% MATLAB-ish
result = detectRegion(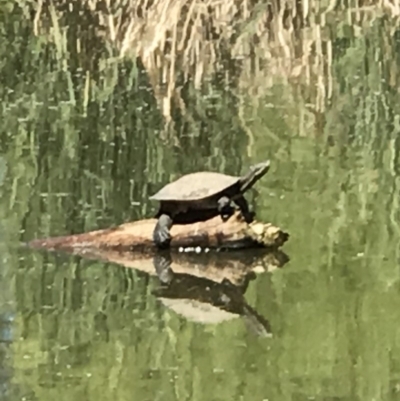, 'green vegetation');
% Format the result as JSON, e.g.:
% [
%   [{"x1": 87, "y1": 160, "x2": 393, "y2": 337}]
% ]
[{"x1": 1, "y1": 1, "x2": 400, "y2": 400}]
